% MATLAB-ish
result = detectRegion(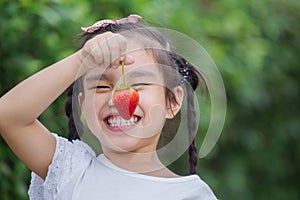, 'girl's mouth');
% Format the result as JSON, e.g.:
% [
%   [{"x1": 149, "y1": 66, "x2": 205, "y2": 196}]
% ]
[{"x1": 105, "y1": 115, "x2": 140, "y2": 128}]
